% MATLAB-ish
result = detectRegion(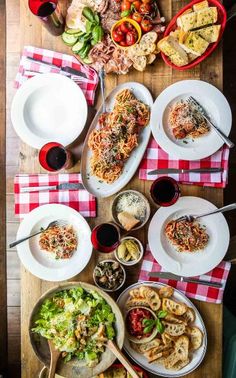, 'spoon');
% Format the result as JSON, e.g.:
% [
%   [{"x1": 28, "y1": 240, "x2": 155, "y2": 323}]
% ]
[
  {"x1": 176, "y1": 203, "x2": 236, "y2": 223},
  {"x1": 48, "y1": 340, "x2": 61, "y2": 378},
  {"x1": 108, "y1": 340, "x2": 140, "y2": 378},
  {"x1": 9, "y1": 220, "x2": 67, "y2": 248}
]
